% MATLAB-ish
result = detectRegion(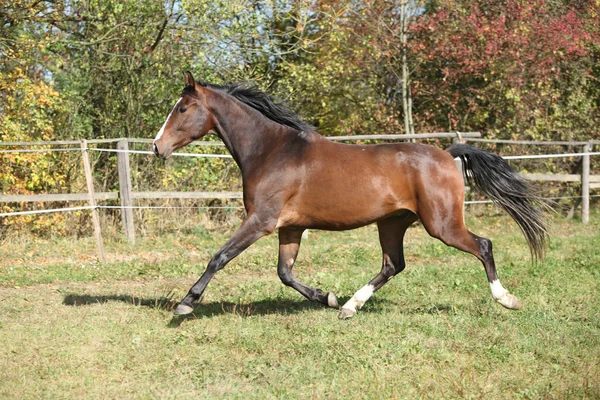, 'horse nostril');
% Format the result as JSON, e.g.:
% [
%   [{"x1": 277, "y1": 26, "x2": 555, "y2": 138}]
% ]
[{"x1": 152, "y1": 142, "x2": 159, "y2": 156}]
